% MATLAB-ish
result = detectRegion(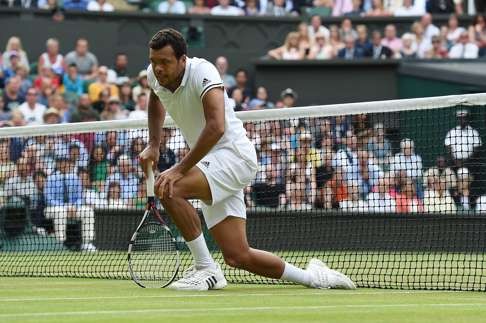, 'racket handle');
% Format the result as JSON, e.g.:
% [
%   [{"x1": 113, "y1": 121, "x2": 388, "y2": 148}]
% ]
[{"x1": 147, "y1": 163, "x2": 155, "y2": 198}]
